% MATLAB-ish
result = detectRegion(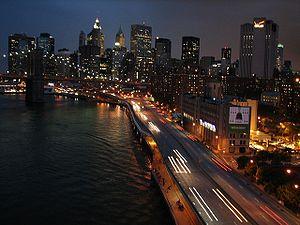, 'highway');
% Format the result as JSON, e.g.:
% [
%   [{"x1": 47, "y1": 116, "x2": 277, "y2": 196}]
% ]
[{"x1": 131, "y1": 99, "x2": 300, "y2": 225}]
